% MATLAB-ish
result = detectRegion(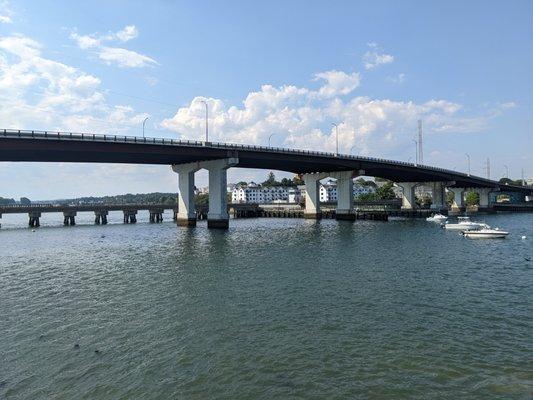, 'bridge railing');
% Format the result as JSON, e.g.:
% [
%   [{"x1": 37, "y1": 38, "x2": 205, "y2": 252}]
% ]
[{"x1": 0, "y1": 128, "x2": 494, "y2": 183}]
